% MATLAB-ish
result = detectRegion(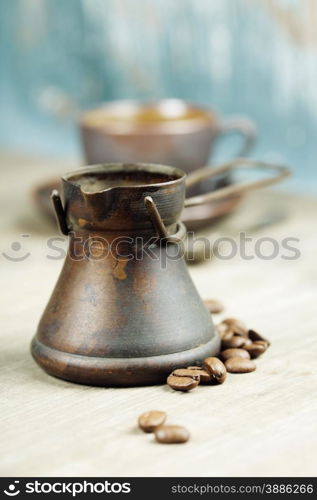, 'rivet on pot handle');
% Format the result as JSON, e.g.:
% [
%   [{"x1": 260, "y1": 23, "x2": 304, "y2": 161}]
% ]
[{"x1": 184, "y1": 158, "x2": 291, "y2": 208}]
